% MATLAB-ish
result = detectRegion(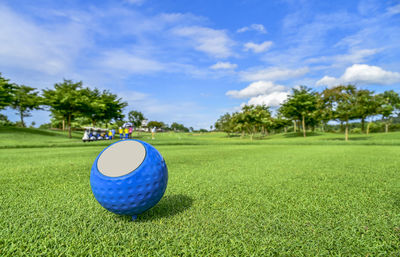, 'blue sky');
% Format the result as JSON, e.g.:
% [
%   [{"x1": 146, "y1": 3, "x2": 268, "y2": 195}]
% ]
[{"x1": 1, "y1": 0, "x2": 400, "y2": 128}]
